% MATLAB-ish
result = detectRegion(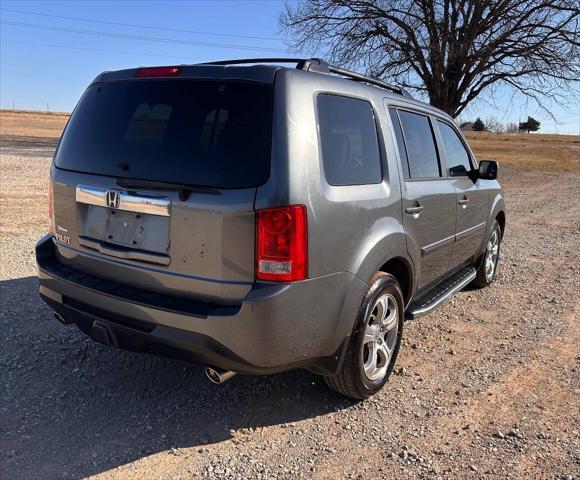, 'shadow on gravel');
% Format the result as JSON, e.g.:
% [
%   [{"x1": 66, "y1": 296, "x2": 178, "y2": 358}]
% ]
[{"x1": 0, "y1": 276, "x2": 351, "y2": 480}]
